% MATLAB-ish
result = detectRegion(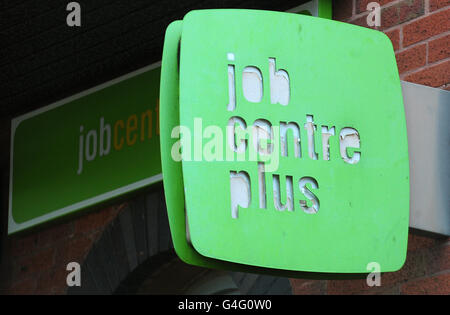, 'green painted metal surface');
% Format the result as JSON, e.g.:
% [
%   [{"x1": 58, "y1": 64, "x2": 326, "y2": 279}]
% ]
[
  {"x1": 9, "y1": 65, "x2": 162, "y2": 234},
  {"x1": 161, "y1": 9, "x2": 409, "y2": 274}
]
